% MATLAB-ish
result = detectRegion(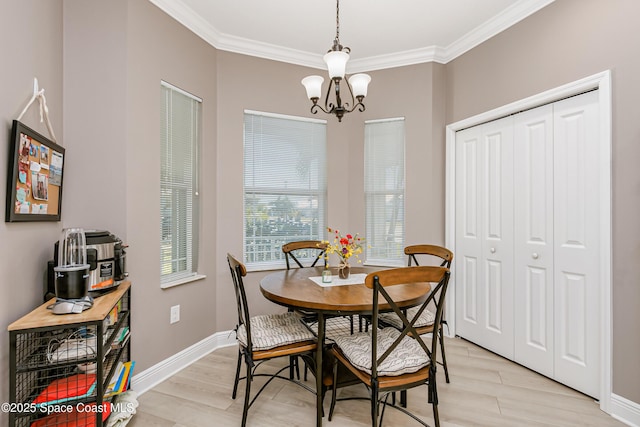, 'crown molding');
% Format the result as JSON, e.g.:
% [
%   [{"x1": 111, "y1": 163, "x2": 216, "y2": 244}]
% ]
[
  {"x1": 442, "y1": 0, "x2": 556, "y2": 62},
  {"x1": 347, "y1": 46, "x2": 448, "y2": 73},
  {"x1": 149, "y1": 0, "x2": 555, "y2": 71}
]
